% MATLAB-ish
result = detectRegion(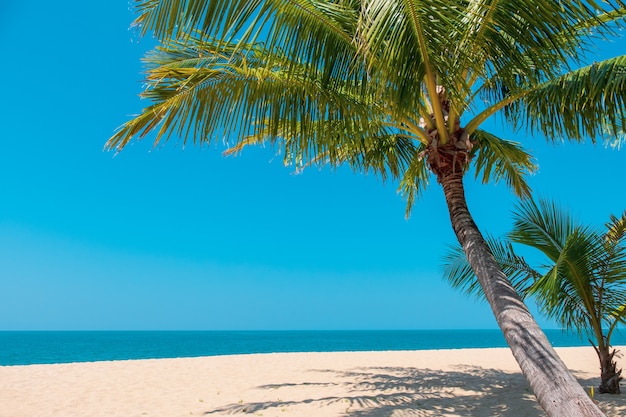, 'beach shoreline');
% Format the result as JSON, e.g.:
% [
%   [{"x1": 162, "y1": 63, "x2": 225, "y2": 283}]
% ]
[{"x1": 1, "y1": 346, "x2": 625, "y2": 416}]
